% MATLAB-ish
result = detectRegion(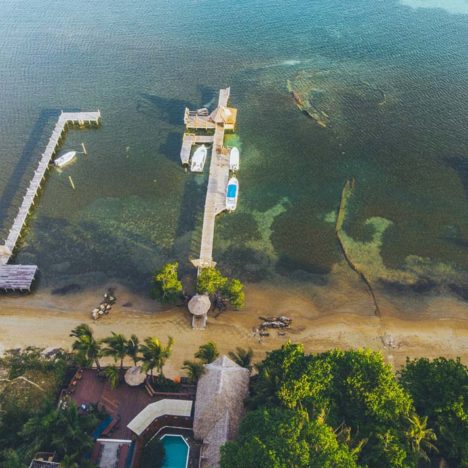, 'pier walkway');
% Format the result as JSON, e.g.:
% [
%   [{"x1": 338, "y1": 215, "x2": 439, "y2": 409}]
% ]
[
  {"x1": 0, "y1": 111, "x2": 101, "y2": 290},
  {"x1": 180, "y1": 88, "x2": 237, "y2": 269}
]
